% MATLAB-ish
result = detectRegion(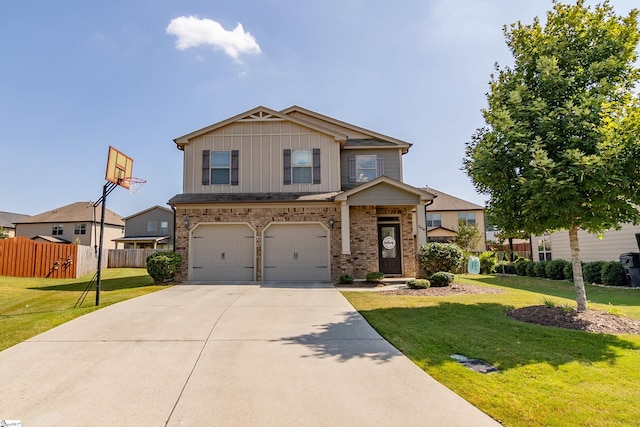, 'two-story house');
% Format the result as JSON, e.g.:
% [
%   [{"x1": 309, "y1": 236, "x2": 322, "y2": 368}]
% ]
[
  {"x1": 14, "y1": 202, "x2": 124, "y2": 249},
  {"x1": 169, "y1": 106, "x2": 435, "y2": 282},
  {"x1": 113, "y1": 205, "x2": 174, "y2": 249},
  {"x1": 0, "y1": 211, "x2": 31, "y2": 238}
]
